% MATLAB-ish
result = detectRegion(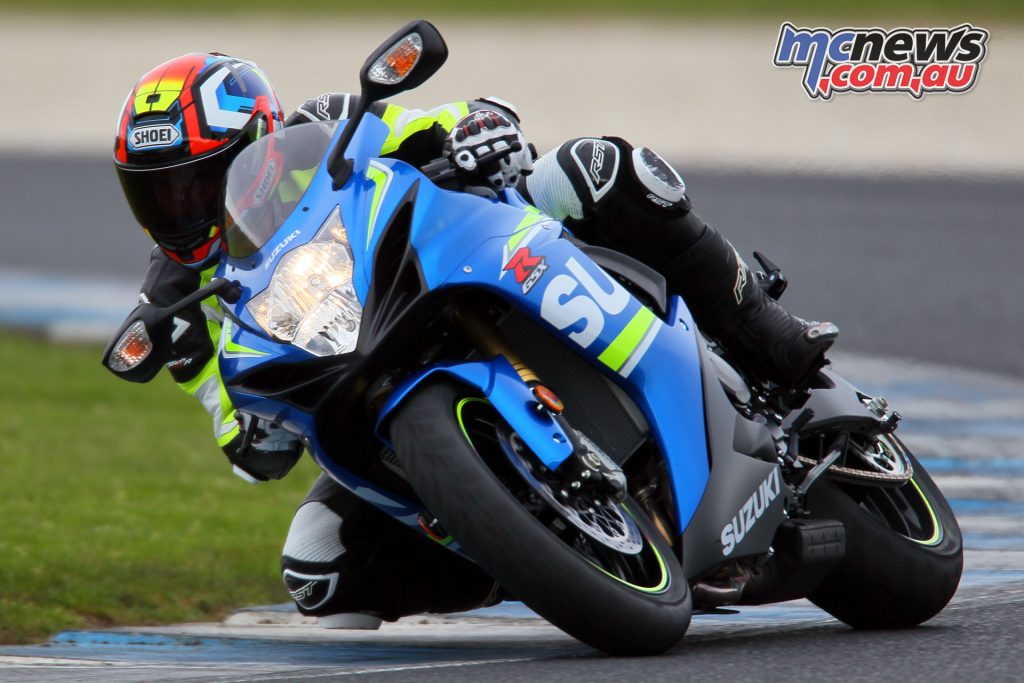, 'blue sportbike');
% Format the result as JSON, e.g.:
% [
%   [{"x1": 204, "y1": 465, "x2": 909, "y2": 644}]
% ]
[{"x1": 105, "y1": 21, "x2": 962, "y2": 655}]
